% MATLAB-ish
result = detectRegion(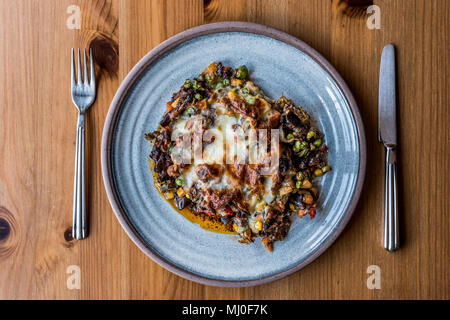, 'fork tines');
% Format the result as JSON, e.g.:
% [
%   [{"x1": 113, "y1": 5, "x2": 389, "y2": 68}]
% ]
[{"x1": 71, "y1": 48, "x2": 95, "y2": 87}]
